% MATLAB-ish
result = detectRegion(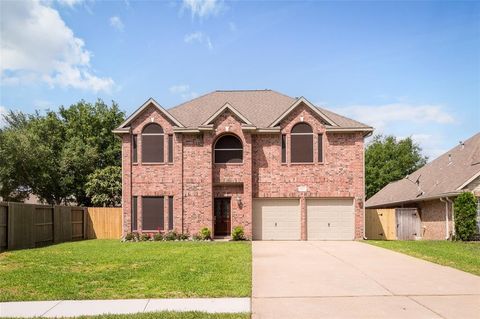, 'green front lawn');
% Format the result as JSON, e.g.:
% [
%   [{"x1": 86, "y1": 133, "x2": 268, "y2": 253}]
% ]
[
  {"x1": 0, "y1": 240, "x2": 251, "y2": 301},
  {"x1": 366, "y1": 240, "x2": 480, "y2": 276},
  {"x1": 4, "y1": 312, "x2": 250, "y2": 319}
]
